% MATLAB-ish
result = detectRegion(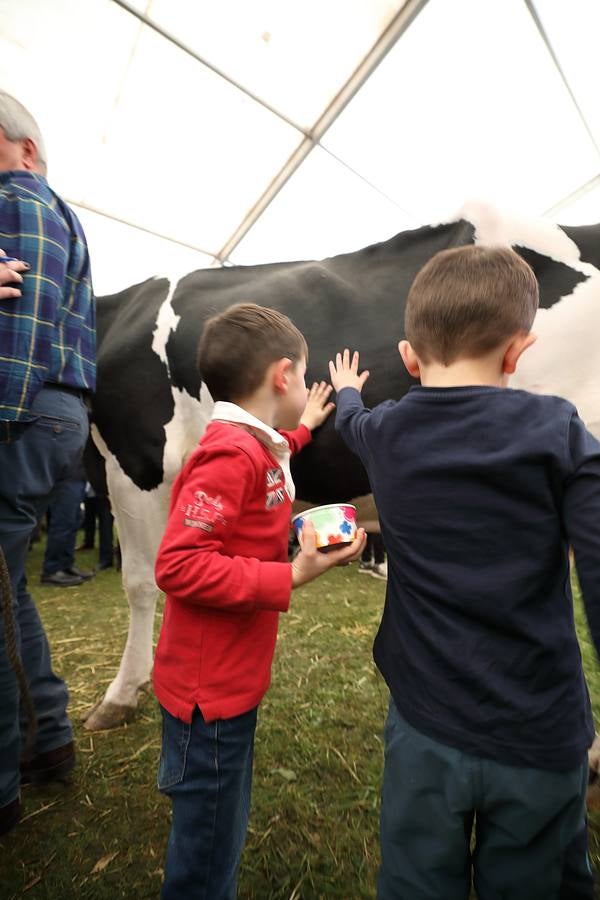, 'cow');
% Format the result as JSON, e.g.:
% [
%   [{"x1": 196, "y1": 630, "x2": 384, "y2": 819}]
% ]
[{"x1": 82, "y1": 201, "x2": 600, "y2": 731}]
